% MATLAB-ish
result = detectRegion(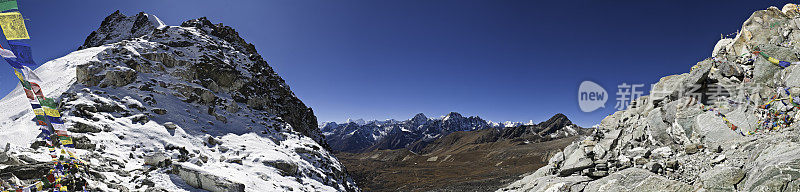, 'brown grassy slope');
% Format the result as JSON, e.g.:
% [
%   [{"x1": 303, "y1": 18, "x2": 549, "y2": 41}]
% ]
[{"x1": 337, "y1": 129, "x2": 579, "y2": 192}]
